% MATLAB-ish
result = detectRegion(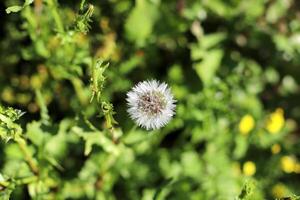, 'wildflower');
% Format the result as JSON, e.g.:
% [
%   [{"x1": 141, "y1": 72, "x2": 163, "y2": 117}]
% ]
[
  {"x1": 271, "y1": 143, "x2": 281, "y2": 154},
  {"x1": 126, "y1": 80, "x2": 176, "y2": 130},
  {"x1": 266, "y1": 108, "x2": 285, "y2": 134},
  {"x1": 294, "y1": 163, "x2": 300, "y2": 174},
  {"x1": 243, "y1": 161, "x2": 256, "y2": 176},
  {"x1": 272, "y1": 183, "x2": 287, "y2": 198},
  {"x1": 280, "y1": 156, "x2": 296, "y2": 173},
  {"x1": 239, "y1": 114, "x2": 255, "y2": 135}
]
